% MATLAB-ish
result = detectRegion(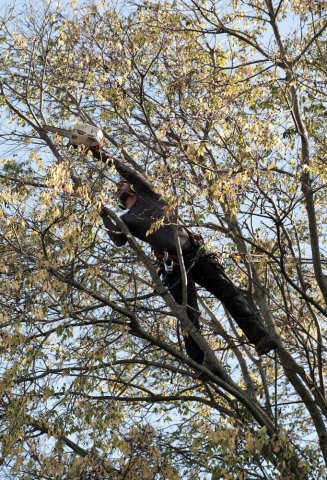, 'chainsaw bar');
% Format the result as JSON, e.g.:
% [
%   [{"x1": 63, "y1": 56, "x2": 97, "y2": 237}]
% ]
[{"x1": 42, "y1": 125, "x2": 72, "y2": 138}]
